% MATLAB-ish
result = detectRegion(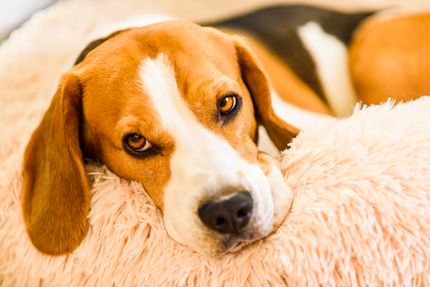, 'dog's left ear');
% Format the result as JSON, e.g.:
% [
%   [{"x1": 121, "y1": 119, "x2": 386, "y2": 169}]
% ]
[{"x1": 235, "y1": 40, "x2": 299, "y2": 150}]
